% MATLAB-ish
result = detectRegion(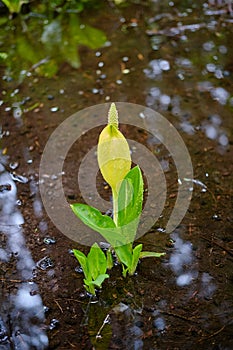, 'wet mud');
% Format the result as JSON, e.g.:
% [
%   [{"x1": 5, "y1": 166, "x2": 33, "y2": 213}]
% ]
[{"x1": 1, "y1": 1, "x2": 233, "y2": 349}]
